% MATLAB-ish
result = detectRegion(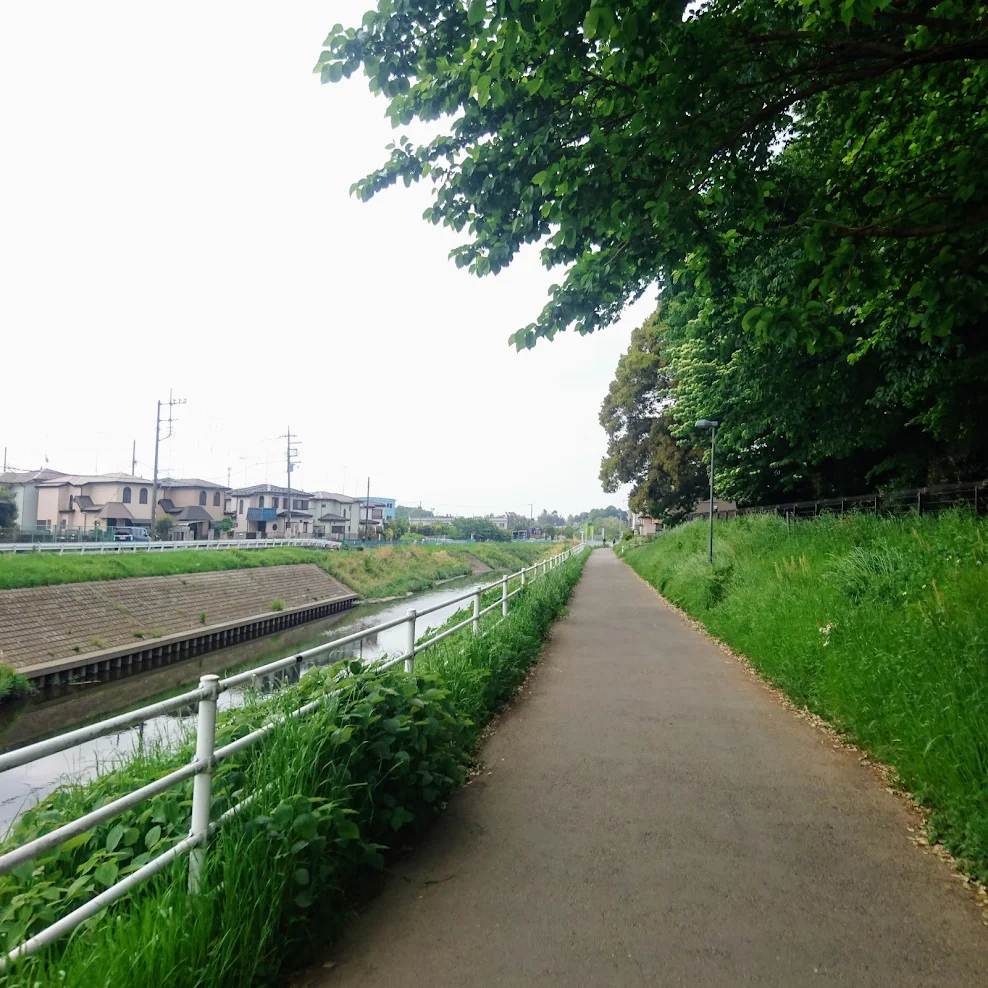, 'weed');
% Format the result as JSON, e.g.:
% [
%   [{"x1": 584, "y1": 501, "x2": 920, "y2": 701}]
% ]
[
  {"x1": 90, "y1": 638, "x2": 108, "y2": 650},
  {"x1": 200, "y1": 612, "x2": 207, "y2": 625},
  {"x1": 0, "y1": 664, "x2": 32, "y2": 702},
  {"x1": 270, "y1": 600, "x2": 285, "y2": 612},
  {"x1": 133, "y1": 631, "x2": 146, "y2": 640}
]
